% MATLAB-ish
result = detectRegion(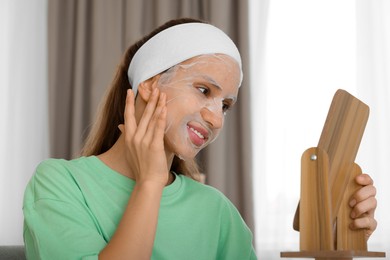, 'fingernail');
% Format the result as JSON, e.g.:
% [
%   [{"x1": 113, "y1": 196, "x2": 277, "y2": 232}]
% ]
[
  {"x1": 350, "y1": 212, "x2": 356, "y2": 219},
  {"x1": 349, "y1": 199, "x2": 356, "y2": 207}
]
